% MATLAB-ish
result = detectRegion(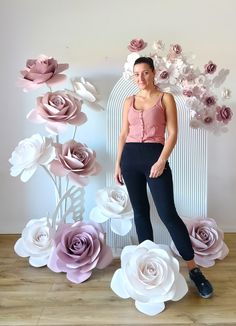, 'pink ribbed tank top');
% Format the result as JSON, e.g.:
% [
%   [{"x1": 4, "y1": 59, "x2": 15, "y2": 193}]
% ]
[{"x1": 126, "y1": 92, "x2": 166, "y2": 144}]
